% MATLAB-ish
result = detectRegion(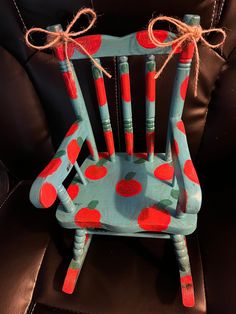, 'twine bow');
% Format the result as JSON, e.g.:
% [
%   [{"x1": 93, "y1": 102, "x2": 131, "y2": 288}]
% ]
[
  {"x1": 25, "y1": 8, "x2": 111, "y2": 79},
  {"x1": 148, "y1": 16, "x2": 226, "y2": 97}
]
